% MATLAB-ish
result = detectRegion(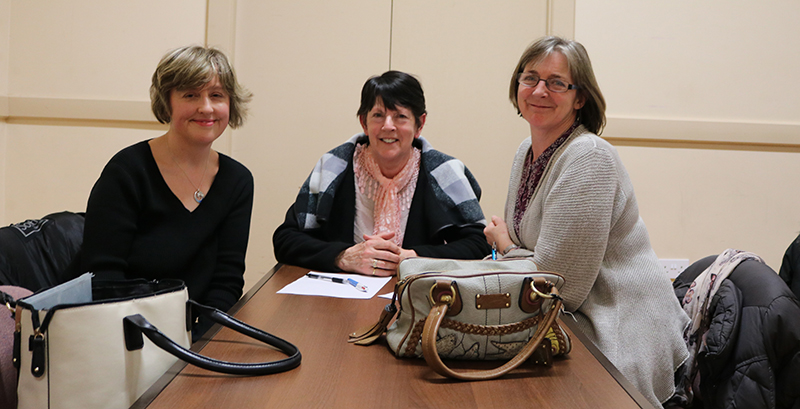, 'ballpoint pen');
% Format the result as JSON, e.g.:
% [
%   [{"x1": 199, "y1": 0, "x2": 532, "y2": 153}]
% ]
[
  {"x1": 306, "y1": 273, "x2": 368, "y2": 292},
  {"x1": 492, "y1": 242, "x2": 497, "y2": 260}
]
